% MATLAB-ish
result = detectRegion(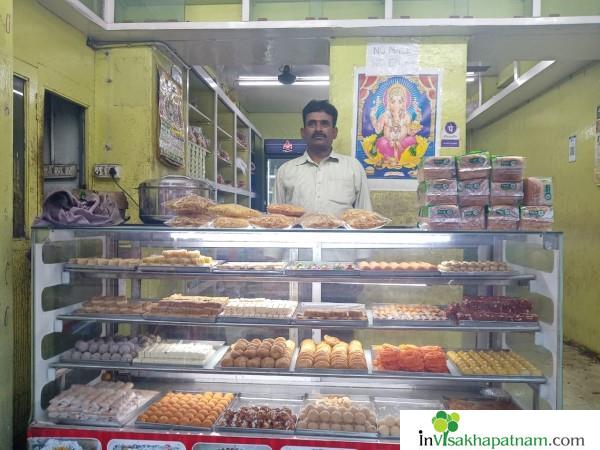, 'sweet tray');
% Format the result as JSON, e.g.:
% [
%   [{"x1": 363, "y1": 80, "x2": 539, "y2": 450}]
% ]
[
  {"x1": 64, "y1": 263, "x2": 138, "y2": 272},
  {"x1": 142, "y1": 313, "x2": 218, "y2": 323},
  {"x1": 284, "y1": 262, "x2": 358, "y2": 277},
  {"x1": 371, "y1": 347, "x2": 452, "y2": 376},
  {"x1": 292, "y1": 302, "x2": 368, "y2": 326},
  {"x1": 359, "y1": 269, "x2": 440, "y2": 277},
  {"x1": 213, "y1": 262, "x2": 287, "y2": 274},
  {"x1": 135, "y1": 391, "x2": 237, "y2": 431},
  {"x1": 138, "y1": 261, "x2": 222, "y2": 273},
  {"x1": 458, "y1": 319, "x2": 539, "y2": 328},
  {"x1": 50, "y1": 389, "x2": 160, "y2": 428},
  {"x1": 445, "y1": 359, "x2": 543, "y2": 380},
  {"x1": 133, "y1": 340, "x2": 225, "y2": 368},
  {"x1": 438, "y1": 269, "x2": 515, "y2": 276},
  {"x1": 216, "y1": 315, "x2": 293, "y2": 325},
  {"x1": 371, "y1": 304, "x2": 452, "y2": 327},
  {"x1": 296, "y1": 396, "x2": 378, "y2": 439},
  {"x1": 214, "y1": 346, "x2": 295, "y2": 373},
  {"x1": 292, "y1": 349, "x2": 370, "y2": 375},
  {"x1": 443, "y1": 396, "x2": 521, "y2": 410},
  {"x1": 215, "y1": 395, "x2": 302, "y2": 435}
]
